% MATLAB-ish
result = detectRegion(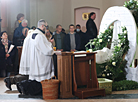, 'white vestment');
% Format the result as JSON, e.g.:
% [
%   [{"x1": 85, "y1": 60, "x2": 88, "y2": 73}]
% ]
[
  {"x1": 19, "y1": 31, "x2": 33, "y2": 75},
  {"x1": 28, "y1": 29, "x2": 54, "y2": 82}
]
